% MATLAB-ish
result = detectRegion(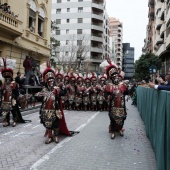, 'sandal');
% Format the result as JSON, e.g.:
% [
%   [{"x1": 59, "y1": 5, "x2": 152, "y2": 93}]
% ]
[
  {"x1": 54, "y1": 136, "x2": 59, "y2": 143},
  {"x1": 45, "y1": 138, "x2": 53, "y2": 144},
  {"x1": 3, "y1": 122, "x2": 10, "y2": 127},
  {"x1": 12, "y1": 122, "x2": 17, "y2": 127}
]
